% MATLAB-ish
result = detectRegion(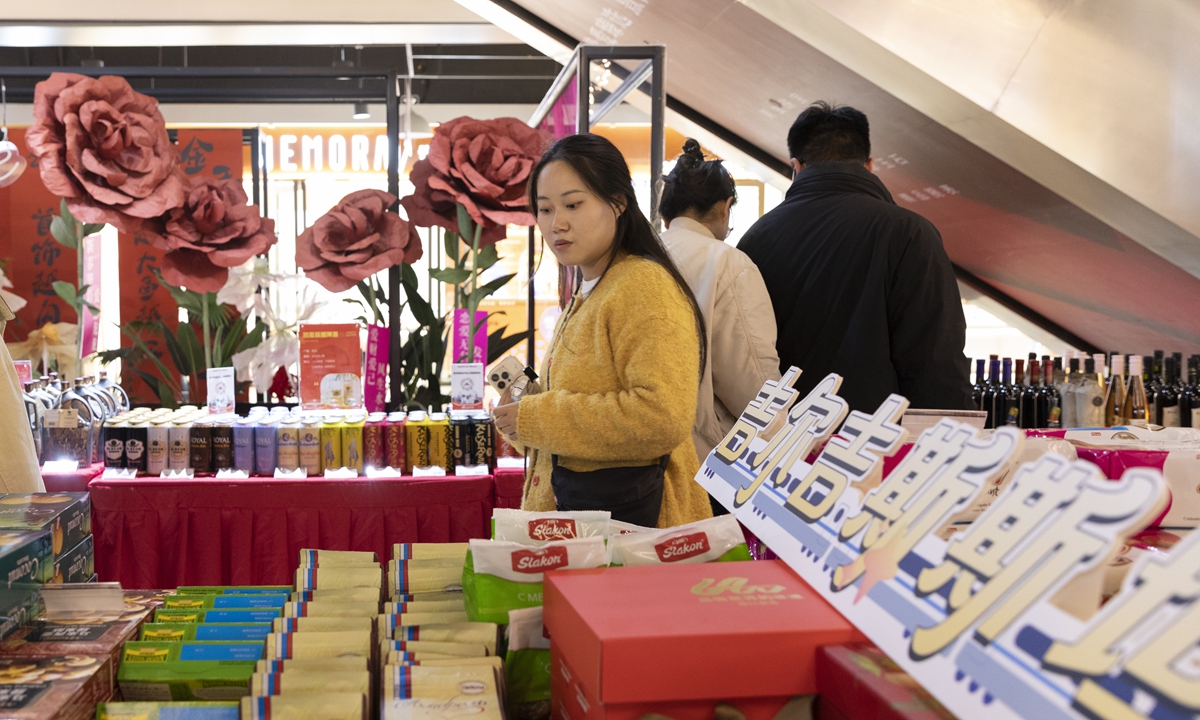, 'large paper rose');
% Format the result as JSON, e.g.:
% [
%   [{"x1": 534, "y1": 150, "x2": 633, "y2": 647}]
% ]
[
  {"x1": 400, "y1": 117, "x2": 551, "y2": 245},
  {"x1": 145, "y1": 177, "x2": 276, "y2": 293},
  {"x1": 296, "y1": 189, "x2": 423, "y2": 293},
  {"x1": 26, "y1": 73, "x2": 185, "y2": 233}
]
